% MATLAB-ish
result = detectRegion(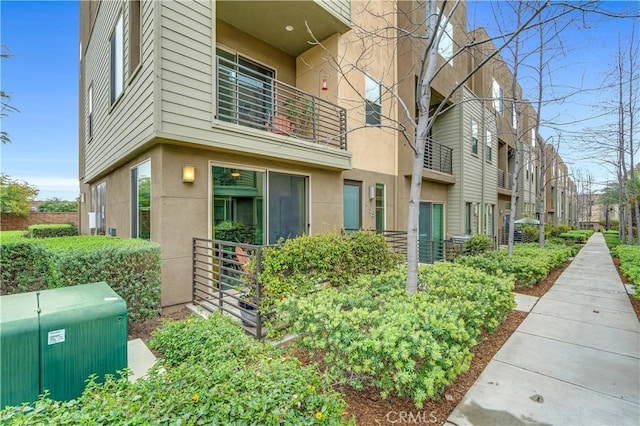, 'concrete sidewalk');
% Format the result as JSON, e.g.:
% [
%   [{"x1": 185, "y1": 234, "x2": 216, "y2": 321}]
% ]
[{"x1": 447, "y1": 233, "x2": 640, "y2": 426}]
